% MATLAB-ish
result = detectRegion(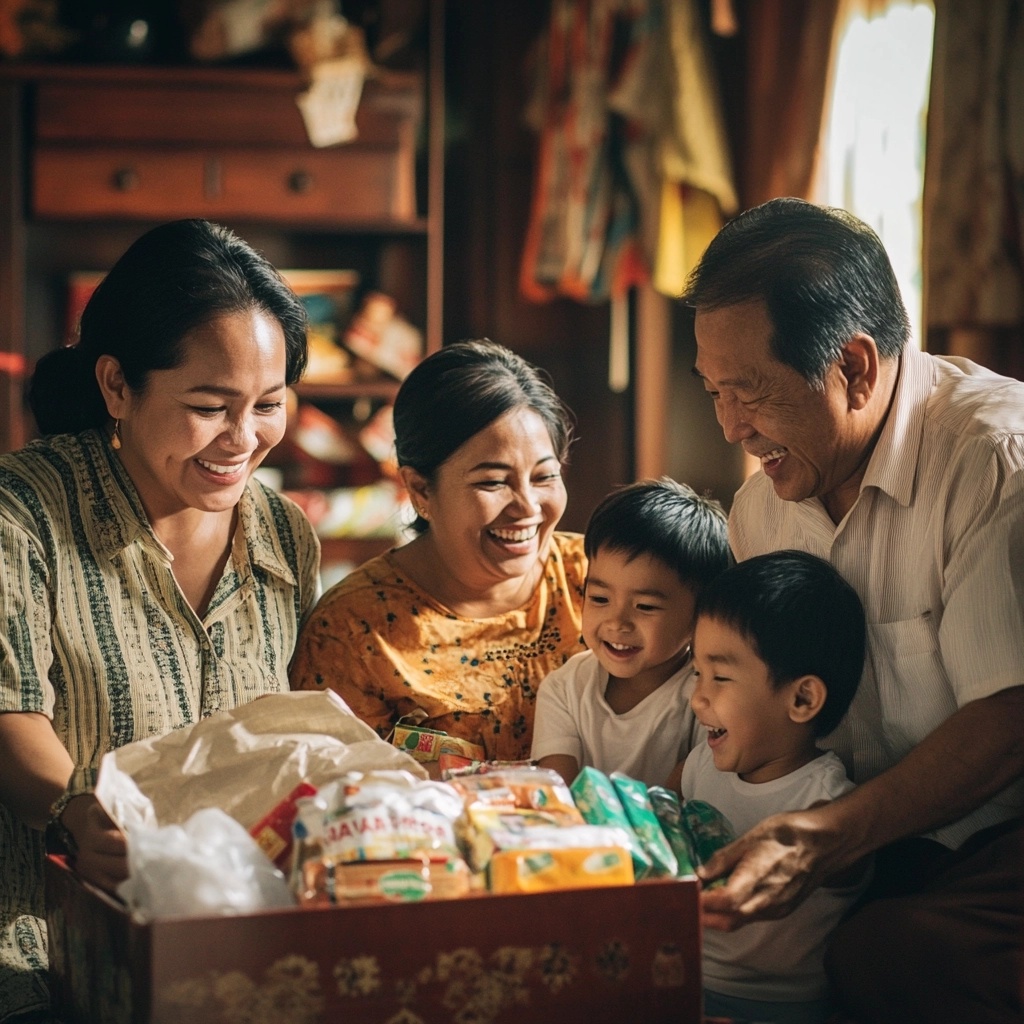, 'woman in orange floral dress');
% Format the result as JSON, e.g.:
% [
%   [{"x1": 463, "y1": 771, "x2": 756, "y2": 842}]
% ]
[{"x1": 290, "y1": 340, "x2": 587, "y2": 760}]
